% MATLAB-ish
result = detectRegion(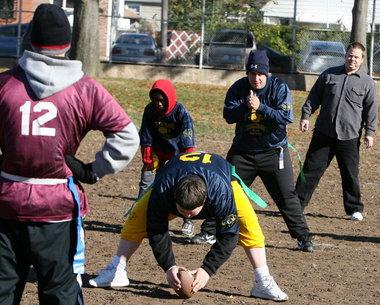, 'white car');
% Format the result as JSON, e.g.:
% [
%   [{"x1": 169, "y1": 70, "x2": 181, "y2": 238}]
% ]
[{"x1": 298, "y1": 40, "x2": 346, "y2": 73}]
